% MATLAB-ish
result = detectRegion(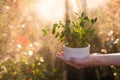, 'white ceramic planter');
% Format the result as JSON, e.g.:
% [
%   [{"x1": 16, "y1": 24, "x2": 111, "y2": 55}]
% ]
[{"x1": 63, "y1": 44, "x2": 90, "y2": 60}]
